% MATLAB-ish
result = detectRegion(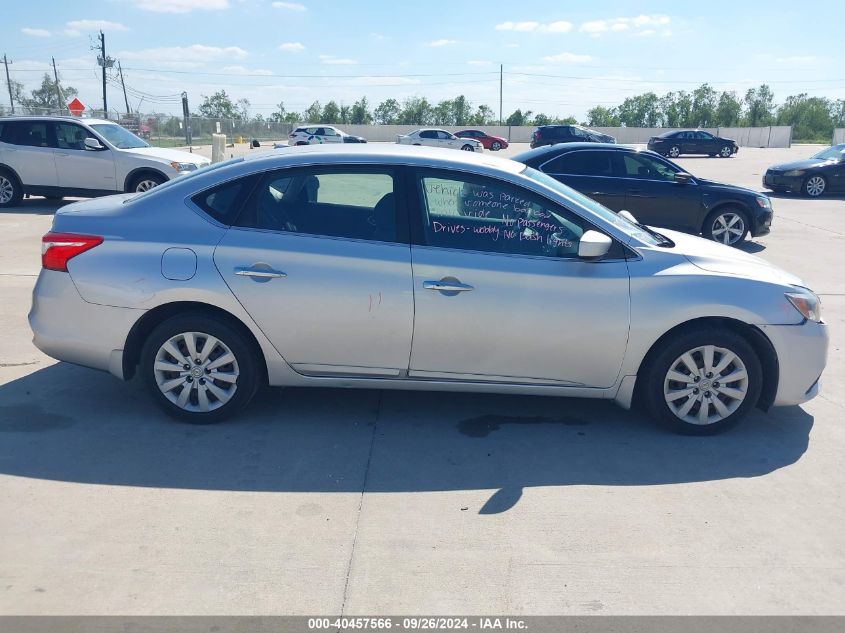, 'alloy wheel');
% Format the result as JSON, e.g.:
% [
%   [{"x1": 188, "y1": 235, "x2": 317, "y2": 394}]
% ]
[
  {"x1": 663, "y1": 345, "x2": 749, "y2": 426},
  {"x1": 806, "y1": 176, "x2": 826, "y2": 197},
  {"x1": 135, "y1": 179, "x2": 160, "y2": 192},
  {"x1": 0, "y1": 176, "x2": 13, "y2": 204},
  {"x1": 491, "y1": 141, "x2": 502, "y2": 151},
  {"x1": 720, "y1": 146, "x2": 733, "y2": 157},
  {"x1": 711, "y1": 212, "x2": 745, "y2": 245},
  {"x1": 461, "y1": 144, "x2": 474, "y2": 151},
  {"x1": 153, "y1": 331, "x2": 239, "y2": 413},
  {"x1": 668, "y1": 146, "x2": 680, "y2": 157}
]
